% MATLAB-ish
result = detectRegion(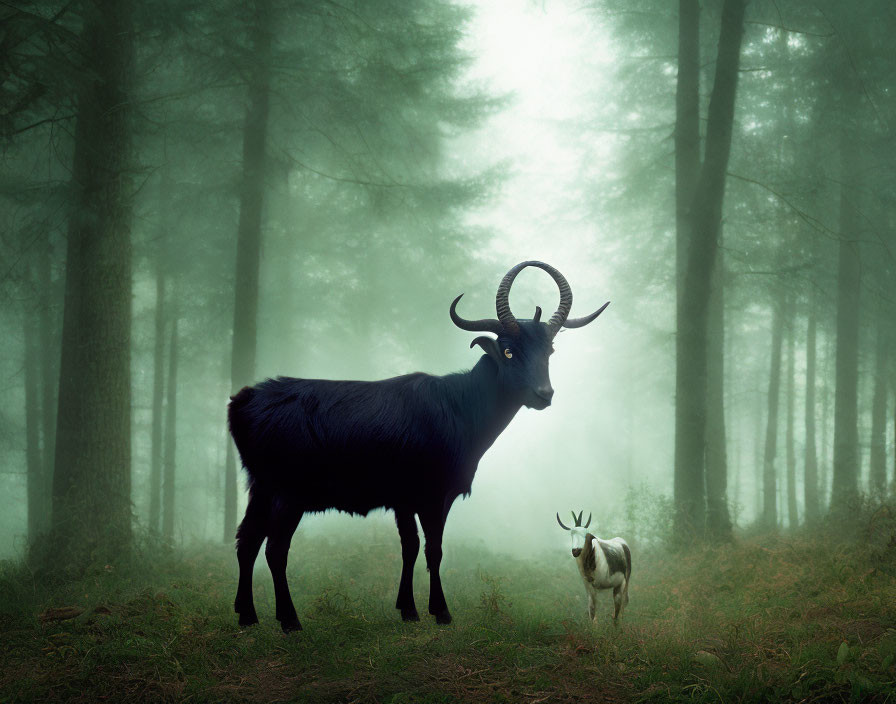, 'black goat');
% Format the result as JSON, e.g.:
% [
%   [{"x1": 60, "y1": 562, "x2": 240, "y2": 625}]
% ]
[{"x1": 228, "y1": 261, "x2": 608, "y2": 632}]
